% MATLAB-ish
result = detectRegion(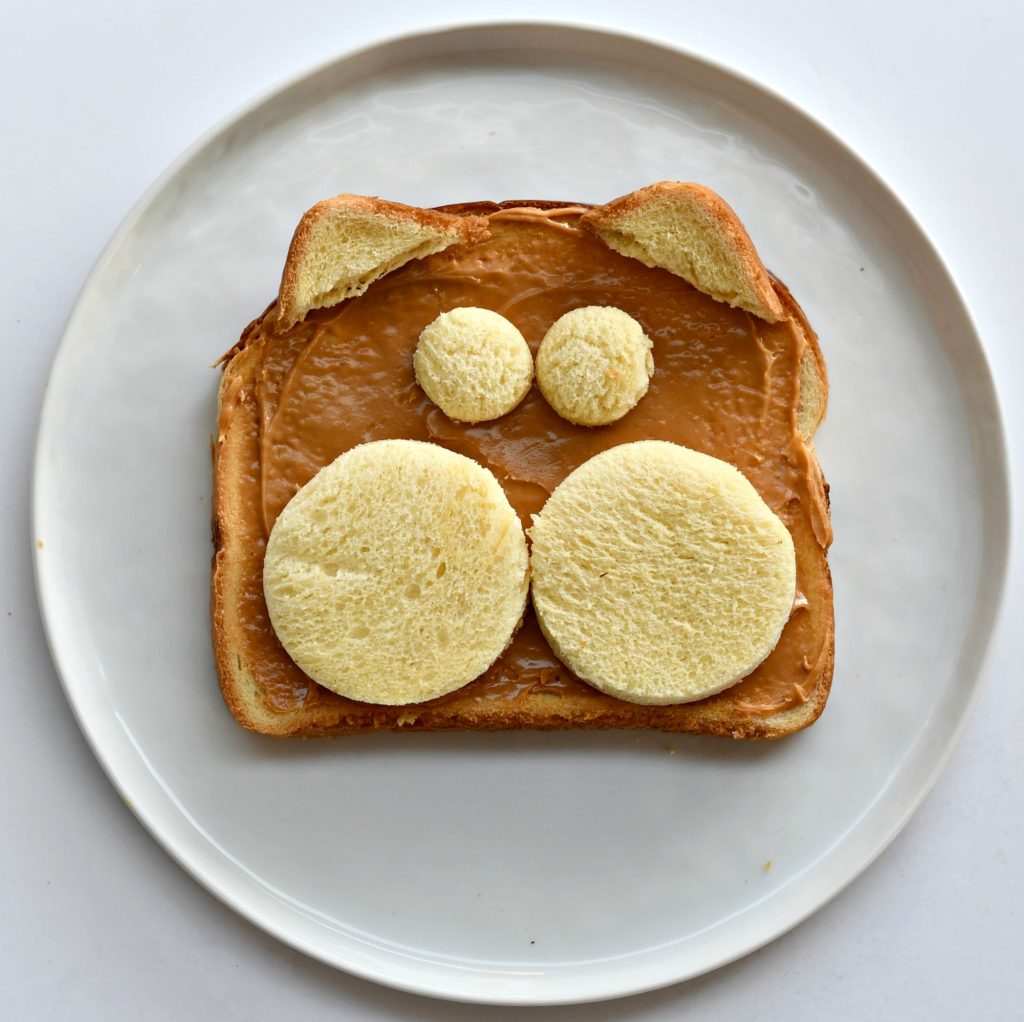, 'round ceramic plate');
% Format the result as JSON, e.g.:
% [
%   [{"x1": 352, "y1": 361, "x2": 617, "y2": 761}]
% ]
[{"x1": 33, "y1": 23, "x2": 1008, "y2": 1005}]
